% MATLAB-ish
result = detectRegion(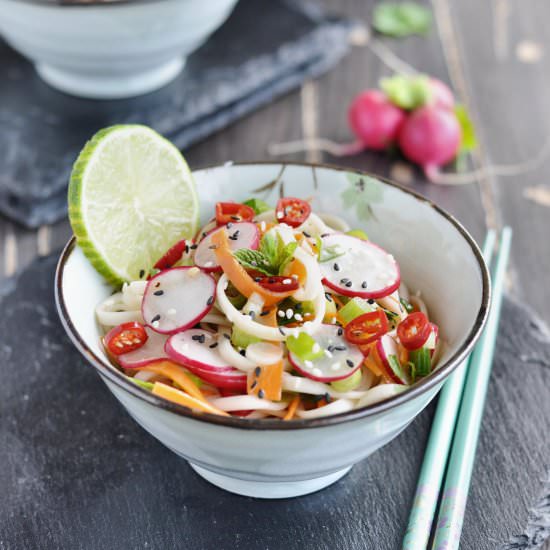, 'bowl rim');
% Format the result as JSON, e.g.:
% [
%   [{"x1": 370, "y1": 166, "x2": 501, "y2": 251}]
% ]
[{"x1": 55, "y1": 160, "x2": 491, "y2": 431}]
